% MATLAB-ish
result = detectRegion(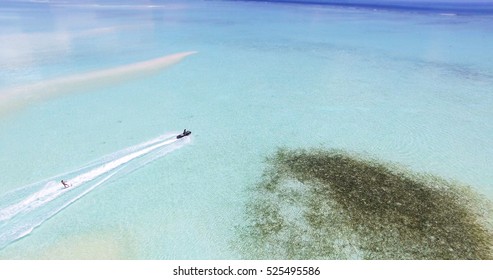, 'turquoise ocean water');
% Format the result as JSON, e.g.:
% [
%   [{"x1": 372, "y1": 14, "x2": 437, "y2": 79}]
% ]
[{"x1": 0, "y1": 0, "x2": 492, "y2": 259}]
